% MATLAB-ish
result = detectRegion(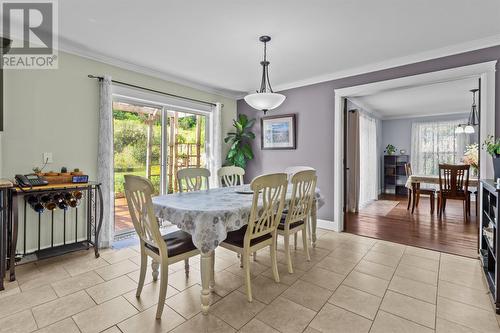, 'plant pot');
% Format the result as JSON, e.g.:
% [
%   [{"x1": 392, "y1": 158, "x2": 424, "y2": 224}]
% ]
[{"x1": 493, "y1": 156, "x2": 500, "y2": 180}]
